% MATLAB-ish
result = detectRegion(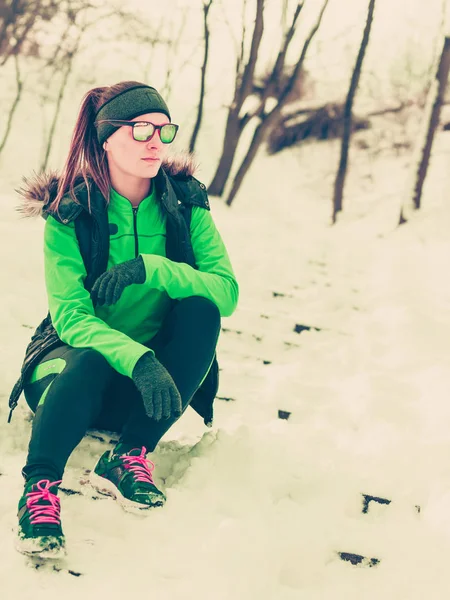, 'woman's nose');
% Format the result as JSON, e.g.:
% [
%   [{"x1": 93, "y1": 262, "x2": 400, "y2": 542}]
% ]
[{"x1": 147, "y1": 131, "x2": 164, "y2": 149}]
